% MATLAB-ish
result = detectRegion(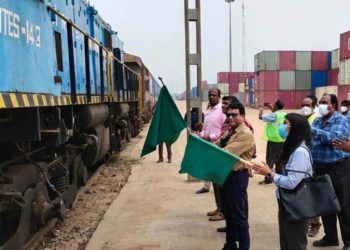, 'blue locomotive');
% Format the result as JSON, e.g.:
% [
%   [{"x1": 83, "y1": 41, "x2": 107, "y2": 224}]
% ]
[{"x1": 0, "y1": 1, "x2": 160, "y2": 248}]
